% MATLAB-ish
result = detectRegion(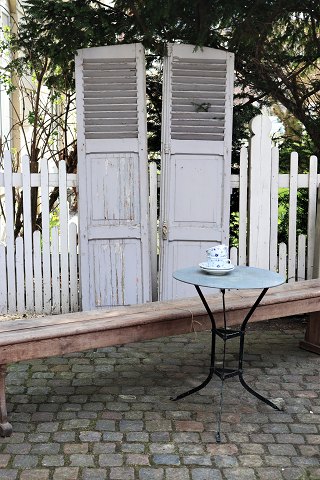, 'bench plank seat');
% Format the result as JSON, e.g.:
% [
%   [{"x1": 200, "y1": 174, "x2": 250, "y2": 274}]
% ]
[{"x1": 0, "y1": 278, "x2": 319, "y2": 437}]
